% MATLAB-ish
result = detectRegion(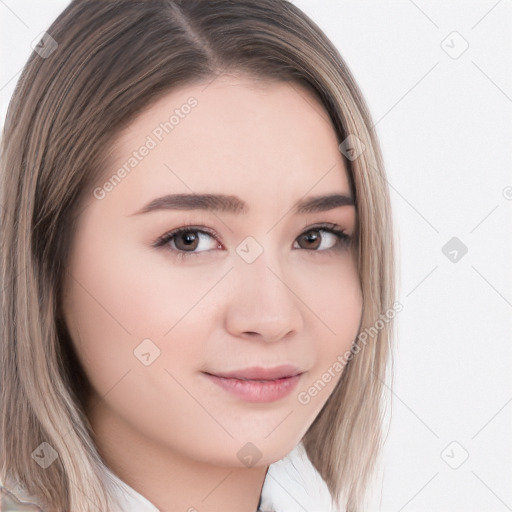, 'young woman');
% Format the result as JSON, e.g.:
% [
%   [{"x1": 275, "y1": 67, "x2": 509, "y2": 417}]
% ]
[{"x1": 0, "y1": 1, "x2": 396, "y2": 511}]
